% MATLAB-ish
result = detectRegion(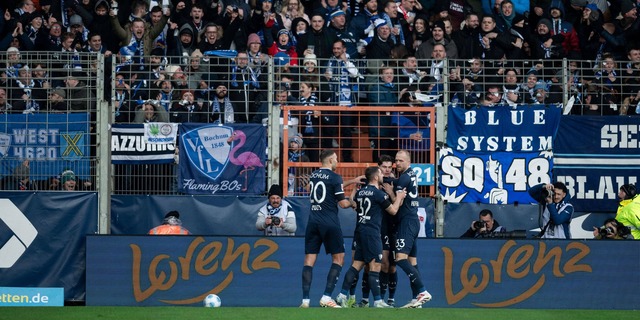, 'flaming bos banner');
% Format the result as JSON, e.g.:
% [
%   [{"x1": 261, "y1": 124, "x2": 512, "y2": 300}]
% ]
[{"x1": 178, "y1": 124, "x2": 266, "y2": 195}]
